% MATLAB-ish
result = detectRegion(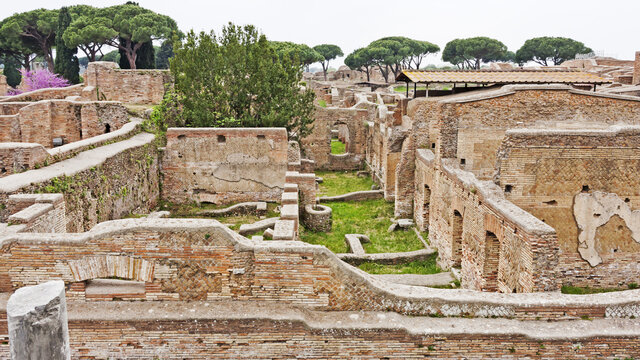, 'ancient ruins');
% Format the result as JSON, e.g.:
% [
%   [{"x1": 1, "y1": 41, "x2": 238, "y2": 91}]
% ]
[{"x1": 0, "y1": 52, "x2": 640, "y2": 358}]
